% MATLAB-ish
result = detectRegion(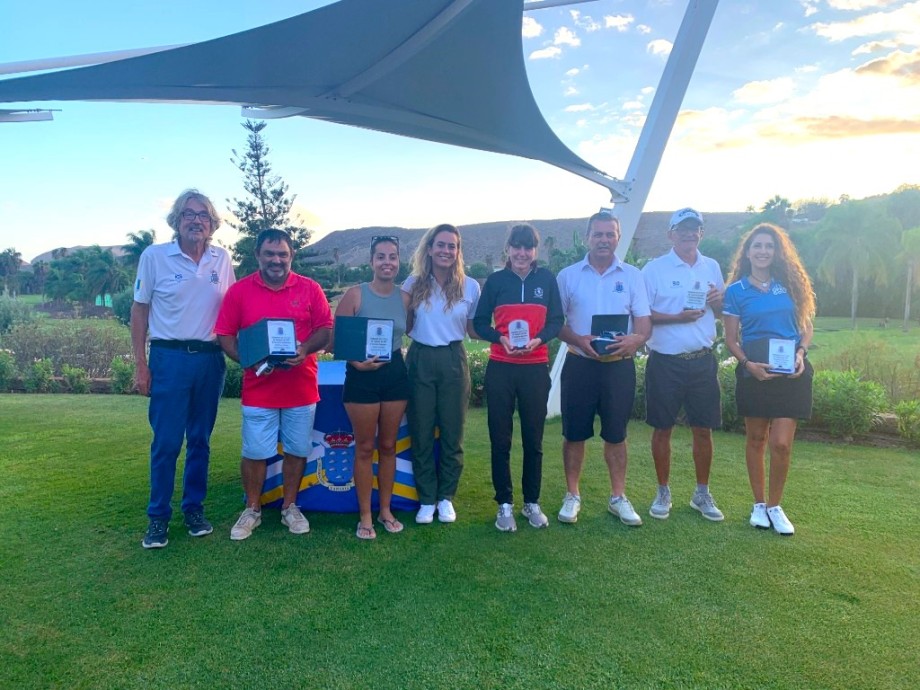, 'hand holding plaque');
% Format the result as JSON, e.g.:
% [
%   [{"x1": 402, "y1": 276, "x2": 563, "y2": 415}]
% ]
[
  {"x1": 365, "y1": 319, "x2": 393, "y2": 361},
  {"x1": 768, "y1": 338, "x2": 796, "y2": 374},
  {"x1": 684, "y1": 280, "x2": 707, "y2": 311},
  {"x1": 508, "y1": 319, "x2": 531, "y2": 350}
]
